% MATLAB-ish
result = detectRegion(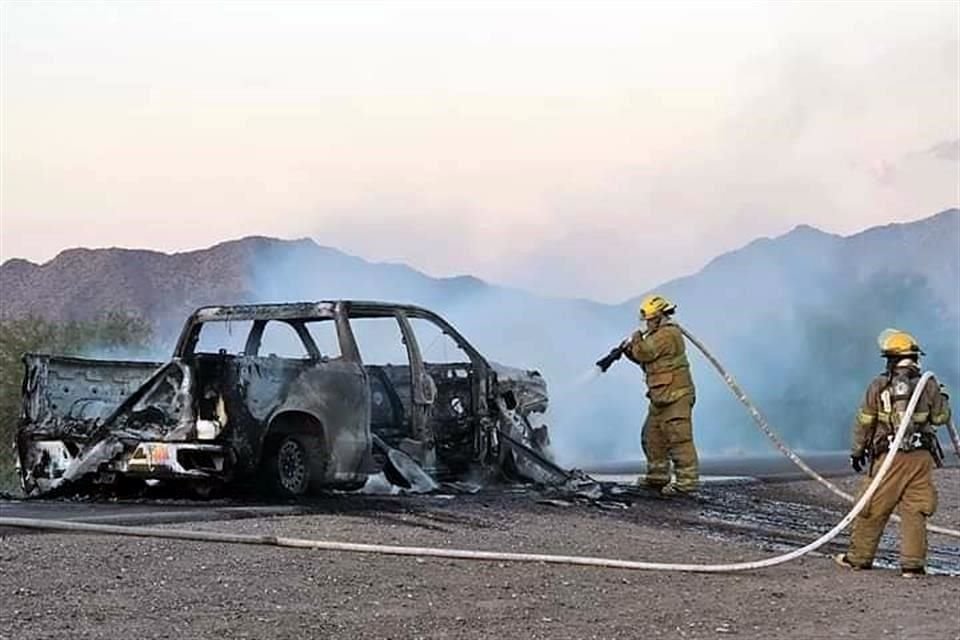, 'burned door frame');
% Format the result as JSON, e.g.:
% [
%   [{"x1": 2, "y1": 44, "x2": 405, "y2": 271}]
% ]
[
  {"x1": 397, "y1": 307, "x2": 491, "y2": 413},
  {"x1": 340, "y1": 306, "x2": 428, "y2": 461},
  {"x1": 393, "y1": 310, "x2": 437, "y2": 465},
  {"x1": 396, "y1": 309, "x2": 498, "y2": 472}
]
